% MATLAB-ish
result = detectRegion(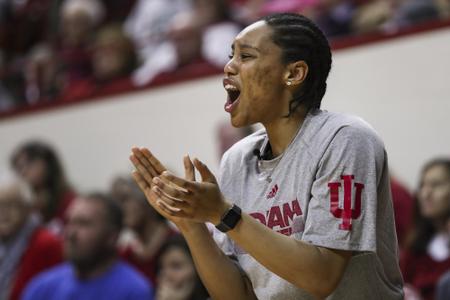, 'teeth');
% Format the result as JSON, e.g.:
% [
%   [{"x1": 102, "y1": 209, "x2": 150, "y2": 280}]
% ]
[{"x1": 224, "y1": 84, "x2": 238, "y2": 91}]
